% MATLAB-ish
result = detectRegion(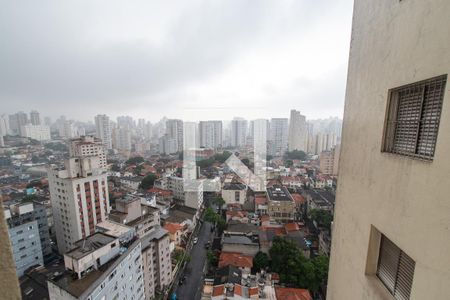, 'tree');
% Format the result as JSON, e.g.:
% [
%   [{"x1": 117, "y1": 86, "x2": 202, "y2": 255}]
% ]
[
  {"x1": 253, "y1": 251, "x2": 270, "y2": 272},
  {"x1": 110, "y1": 164, "x2": 121, "y2": 172},
  {"x1": 286, "y1": 150, "x2": 307, "y2": 160},
  {"x1": 139, "y1": 174, "x2": 158, "y2": 189},
  {"x1": 204, "y1": 207, "x2": 218, "y2": 223},
  {"x1": 214, "y1": 151, "x2": 232, "y2": 163},
  {"x1": 126, "y1": 156, "x2": 144, "y2": 165},
  {"x1": 269, "y1": 237, "x2": 329, "y2": 293},
  {"x1": 309, "y1": 209, "x2": 333, "y2": 231},
  {"x1": 207, "y1": 250, "x2": 218, "y2": 267},
  {"x1": 285, "y1": 159, "x2": 293, "y2": 167},
  {"x1": 212, "y1": 196, "x2": 225, "y2": 208}
]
